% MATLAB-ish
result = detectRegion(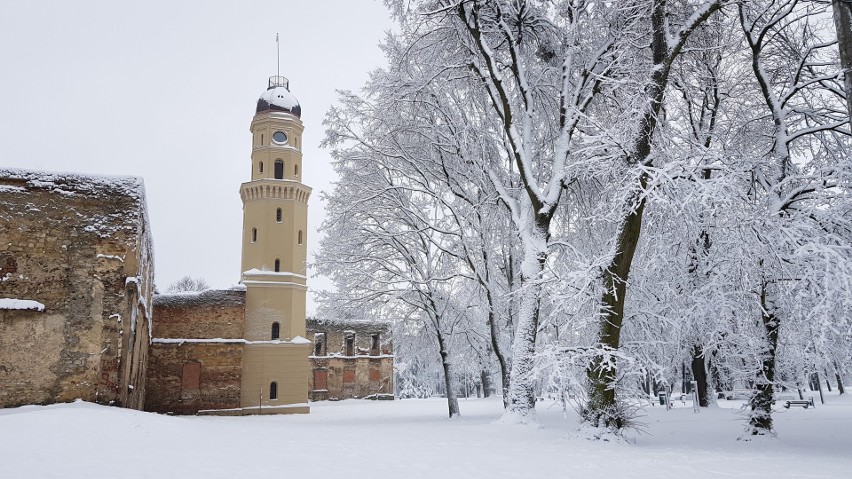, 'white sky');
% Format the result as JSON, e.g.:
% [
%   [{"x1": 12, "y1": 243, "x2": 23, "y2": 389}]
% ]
[{"x1": 0, "y1": 1, "x2": 392, "y2": 313}]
